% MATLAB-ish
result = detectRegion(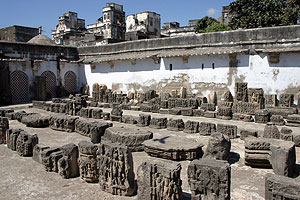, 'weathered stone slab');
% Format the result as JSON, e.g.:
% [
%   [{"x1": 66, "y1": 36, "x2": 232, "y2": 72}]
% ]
[
  {"x1": 286, "y1": 114, "x2": 300, "y2": 127},
  {"x1": 248, "y1": 88, "x2": 265, "y2": 109},
  {"x1": 33, "y1": 144, "x2": 50, "y2": 163},
  {"x1": 91, "y1": 108, "x2": 103, "y2": 119},
  {"x1": 16, "y1": 131, "x2": 39, "y2": 157},
  {"x1": 235, "y1": 82, "x2": 248, "y2": 102},
  {"x1": 279, "y1": 94, "x2": 294, "y2": 107},
  {"x1": 270, "y1": 141, "x2": 296, "y2": 177},
  {"x1": 41, "y1": 147, "x2": 62, "y2": 172},
  {"x1": 32, "y1": 100, "x2": 46, "y2": 109},
  {"x1": 200, "y1": 103, "x2": 216, "y2": 111},
  {"x1": 183, "y1": 120, "x2": 199, "y2": 134},
  {"x1": 110, "y1": 106, "x2": 123, "y2": 122},
  {"x1": 6, "y1": 129, "x2": 23, "y2": 151},
  {"x1": 180, "y1": 108, "x2": 193, "y2": 116},
  {"x1": 97, "y1": 141, "x2": 136, "y2": 196},
  {"x1": 263, "y1": 122, "x2": 280, "y2": 139},
  {"x1": 159, "y1": 108, "x2": 169, "y2": 114},
  {"x1": 137, "y1": 159, "x2": 182, "y2": 200},
  {"x1": 281, "y1": 127, "x2": 293, "y2": 141},
  {"x1": 232, "y1": 113, "x2": 254, "y2": 122},
  {"x1": 265, "y1": 94, "x2": 278, "y2": 107},
  {"x1": 216, "y1": 124, "x2": 238, "y2": 139},
  {"x1": 292, "y1": 132, "x2": 300, "y2": 147},
  {"x1": 151, "y1": 104, "x2": 160, "y2": 113},
  {"x1": 21, "y1": 114, "x2": 50, "y2": 128},
  {"x1": 143, "y1": 136, "x2": 203, "y2": 161},
  {"x1": 203, "y1": 111, "x2": 217, "y2": 118},
  {"x1": 15, "y1": 111, "x2": 37, "y2": 122},
  {"x1": 149, "y1": 117, "x2": 168, "y2": 129},
  {"x1": 58, "y1": 143, "x2": 79, "y2": 179},
  {"x1": 270, "y1": 115, "x2": 285, "y2": 126},
  {"x1": 255, "y1": 109, "x2": 270, "y2": 124},
  {"x1": 239, "y1": 129, "x2": 258, "y2": 140},
  {"x1": 49, "y1": 115, "x2": 79, "y2": 132},
  {"x1": 103, "y1": 126, "x2": 153, "y2": 151},
  {"x1": 0, "y1": 109, "x2": 14, "y2": 117},
  {"x1": 121, "y1": 115, "x2": 138, "y2": 124},
  {"x1": 102, "y1": 112, "x2": 110, "y2": 120},
  {"x1": 204, "y1": 132, "x2": 231, "y2": 161},
  {"x1": 267, "y1": 107, "x2": 298, "y2": 118},
  {"x1": 78, "y1": 141, "x2": 98, "y2": 183},
  {"x1": 188, "y1": 158, "x2": 231, "y2": 200},
  {"x1": 217, "y1": 107, "x2": 232, "y2": 120},
  {"x1": 167, "y1": 119, "x2": 185, "y2": 131},
  {"x1": 137, "y1": 114, "x2": 151, "y2": 127},
  {"x1": 168, "y1": 108, "x2": 181, "y2": 115},
  {"x1": 140, "y1": 104, "x2": 152, "y2": 112},
  {"x1": 0, "y1": 117, "x2": 9, "y2": 144},
  {"x1": 80, "y1": 108, "x2": 93, "y2": 118},
  {"x1": 265, "y1": 173, "x2": 300, "y2": 200},
  {"x1": 232, "y1": 101, "x2": 260, "y2": 115},
  {"x1": 193, "y1": 109, "x2": 204, "y2": 117},
  {"x1": 199, "y1": 122, "x2": 216, "y2": 136}
]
